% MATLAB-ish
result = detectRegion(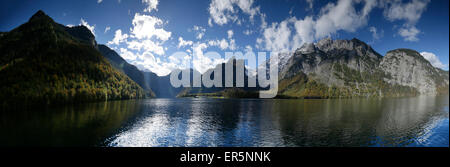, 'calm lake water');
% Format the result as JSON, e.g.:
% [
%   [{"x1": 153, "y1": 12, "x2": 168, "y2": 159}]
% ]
[{"x1": 0, "y1": 96, "x2": 448, "y2": 147}]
